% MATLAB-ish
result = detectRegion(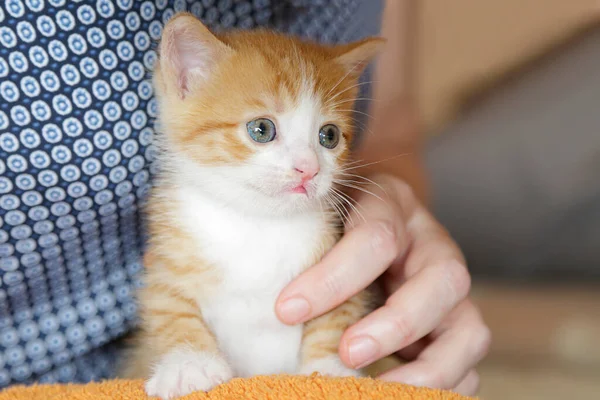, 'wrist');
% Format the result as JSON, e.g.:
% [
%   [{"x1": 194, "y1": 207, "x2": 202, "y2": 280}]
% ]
[
  {"x1": 353, "y1": 99, "x2": 429, "y2": 204},
  {"x1": 360, "y1": 156, "x2": 429, "y2": 206}
]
